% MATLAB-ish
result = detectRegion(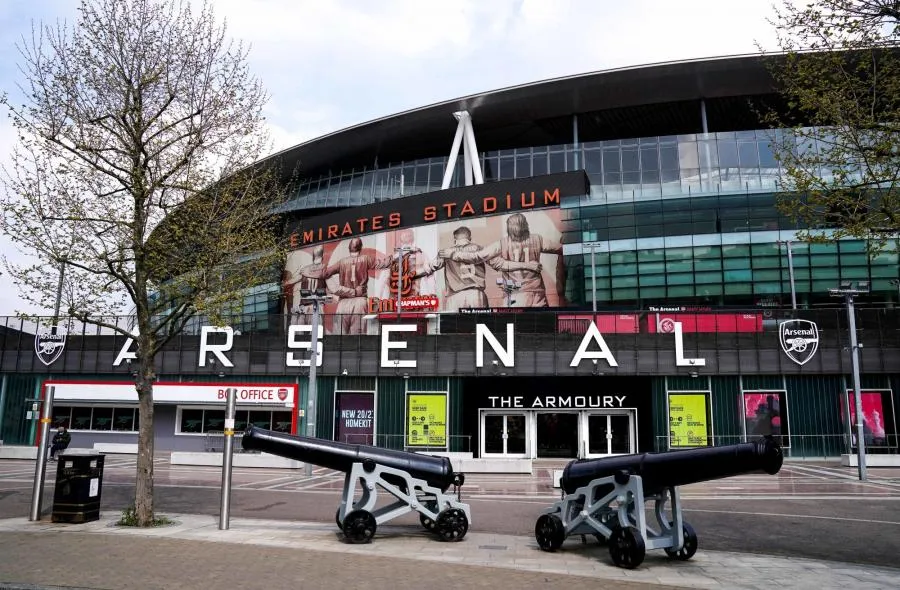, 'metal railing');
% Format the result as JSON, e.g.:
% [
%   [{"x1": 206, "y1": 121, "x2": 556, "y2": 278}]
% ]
[
  {"x1": 653, "y1": 433, "x2": 899, "y2": 459},
  {"x1": 205, "y1": 431, "x2": 256, "y2": 454},
  {"x1": 342, "y1": 433, "x2": 472, "y2": 453}
]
